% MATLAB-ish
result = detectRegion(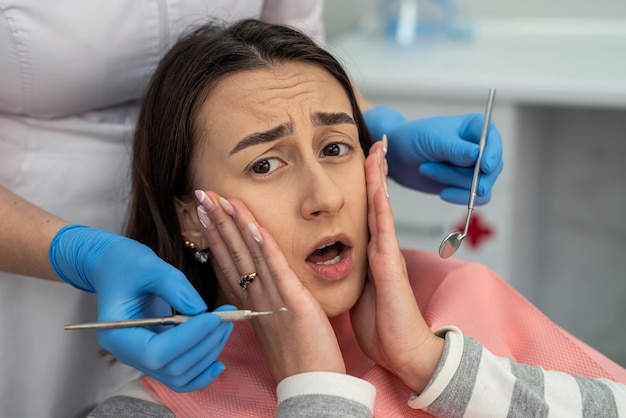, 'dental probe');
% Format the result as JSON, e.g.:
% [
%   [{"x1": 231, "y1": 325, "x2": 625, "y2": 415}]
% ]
[{"x1": 64, "y1": 307, "x2": 288, "y2": 330}]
